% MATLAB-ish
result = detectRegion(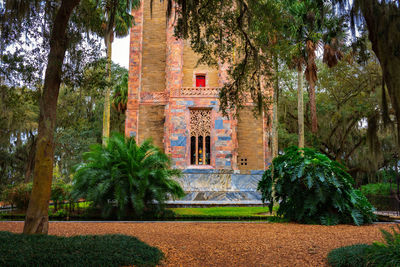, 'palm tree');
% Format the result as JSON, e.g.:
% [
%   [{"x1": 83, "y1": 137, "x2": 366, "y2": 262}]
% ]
[
  {"x1": 112, "y1": 69, "x2": 128, "y2": 114},
  {"x1": 73, "y1": 133, "x2": 185, "y2": 218},
  {"x1": 287, "y1": 0, "x2": 345, "y2": 144},
  {"x1": 98, "y1": 0, "x2": 139, "y2": 145}
]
